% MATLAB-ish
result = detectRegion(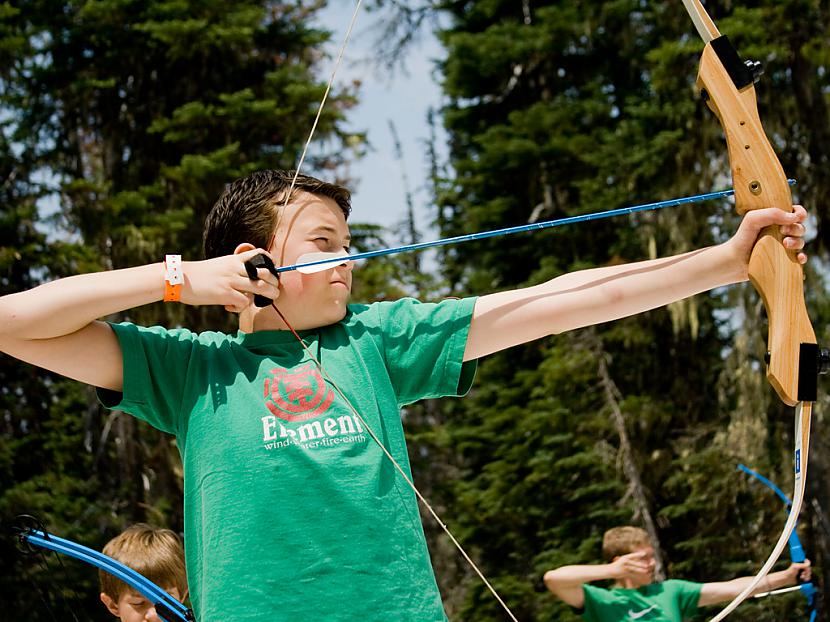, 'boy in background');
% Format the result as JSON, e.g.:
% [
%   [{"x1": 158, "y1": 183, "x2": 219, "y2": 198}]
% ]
[
  {"x1": 543, "y1": 526, "x2": 811, "y2": 621},
  {"x1": 99, "y1": 524, "x2": 188, "y2": 622}
]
